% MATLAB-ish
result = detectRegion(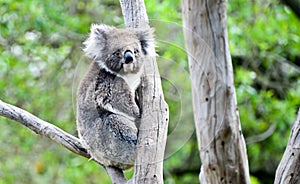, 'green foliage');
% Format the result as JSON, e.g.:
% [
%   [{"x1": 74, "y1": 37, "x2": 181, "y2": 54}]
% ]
[
  {"x1": 228, "y1": 1, "x2": 300, "y2": 183},
  {"x1": 0, "y1": 0, "x2": 299, "y2": 183}
]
